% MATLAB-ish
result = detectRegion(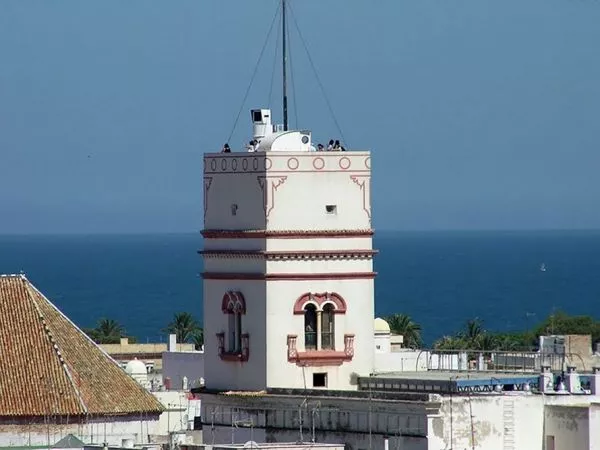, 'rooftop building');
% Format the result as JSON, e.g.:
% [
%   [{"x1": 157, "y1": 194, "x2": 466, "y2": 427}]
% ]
[{"x1": 0, "y1": 274, "x2": 164, "y2": 447}]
